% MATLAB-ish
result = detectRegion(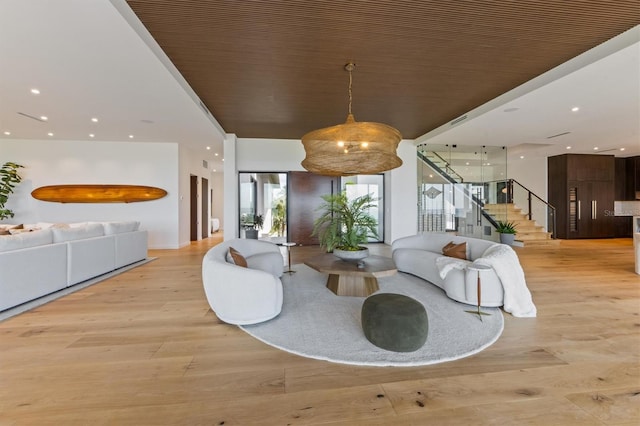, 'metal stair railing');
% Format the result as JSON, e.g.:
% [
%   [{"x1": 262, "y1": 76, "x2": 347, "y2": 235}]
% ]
[{"x1": 484, "y1": 179, "x2": 557, "y2": 238}]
